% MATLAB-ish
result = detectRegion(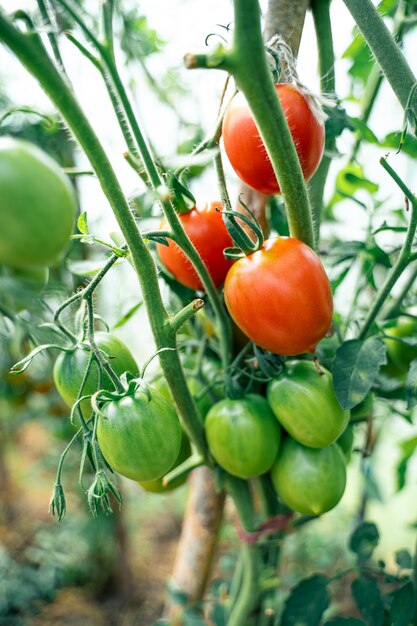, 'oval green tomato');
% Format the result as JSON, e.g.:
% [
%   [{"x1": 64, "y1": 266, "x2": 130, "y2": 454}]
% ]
[
  {"x1": 336, "y1": 425, "x2": 354, "y2": 462},
  {"x1": 139, "y1": 431, "x2": 192, "y2": 493},
  {"x1": 267, "y1": 360, "x2": 349, "y2": 448},
  {"x1": 53, "y1": 332, "x2": 139, "y2": 416},
  {"x1": 205, "y1": 394, "x2": 281, "y2": 479},
  {"x1": 97, "y1": 386, "x2": 182, "y2": 482},
  {"x1": 0, "y1": 138, "x2": 77, "y2": 268},
  {"x1": 384, "y1": 317, "x2": 417, "y2": 376},
  {"x1": 271, "y1": 438, "x2": 347, "y2": 515}
]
